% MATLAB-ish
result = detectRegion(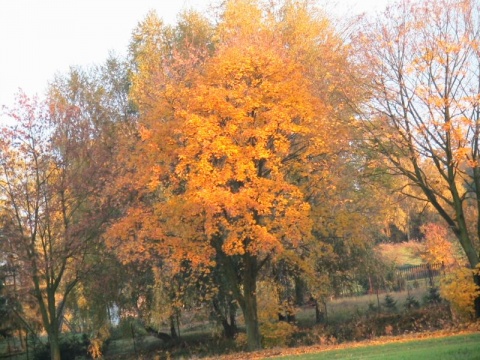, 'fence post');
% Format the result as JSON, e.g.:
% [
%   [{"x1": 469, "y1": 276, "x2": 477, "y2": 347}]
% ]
[{"x1": 427, "y1": 263, "x2": 434, "y2": 287}]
